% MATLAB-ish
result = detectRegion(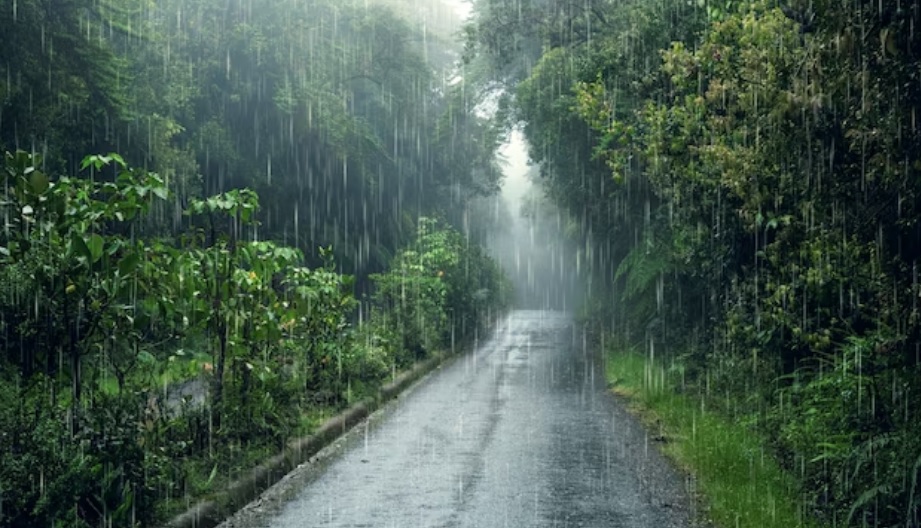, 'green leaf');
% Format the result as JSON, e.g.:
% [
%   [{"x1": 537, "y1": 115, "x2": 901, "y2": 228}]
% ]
[
  {"x1": 118, "y1": 252, "x2": 141, "y2": 275},
  {"x1": 205, "y1": 463, "x2": 217, "y2": 486},
  {"x1": 847, "y1": 484, "x2": 892, "y2": 525},
  {"x1": 71, "y1": 233, "x2": 92, "y2": 262},
  {"x1": 113, "y1": 488, "x2": 134, "y2": 520},
  {"x1": 138, "y1": 350, "x2": 156, "y2": 365},
  {"x1": 152, "y1": 185, "x2": 168, "y2": 200},
  {"x1": 29, "y1": 170, "x2": 49, "y2": 194},
  {"x1": 81, "y1": 154, "x2": 107, "y2": 171},
  {"x1": 107, "y1": 238, "x2": 123, "y2": 256},
  {"x1": 87, "y1": 234, "x2": 105, "y2": 263},
  {"x1": 108, "y1": 152, "x2": 126, "y2": 168}
]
